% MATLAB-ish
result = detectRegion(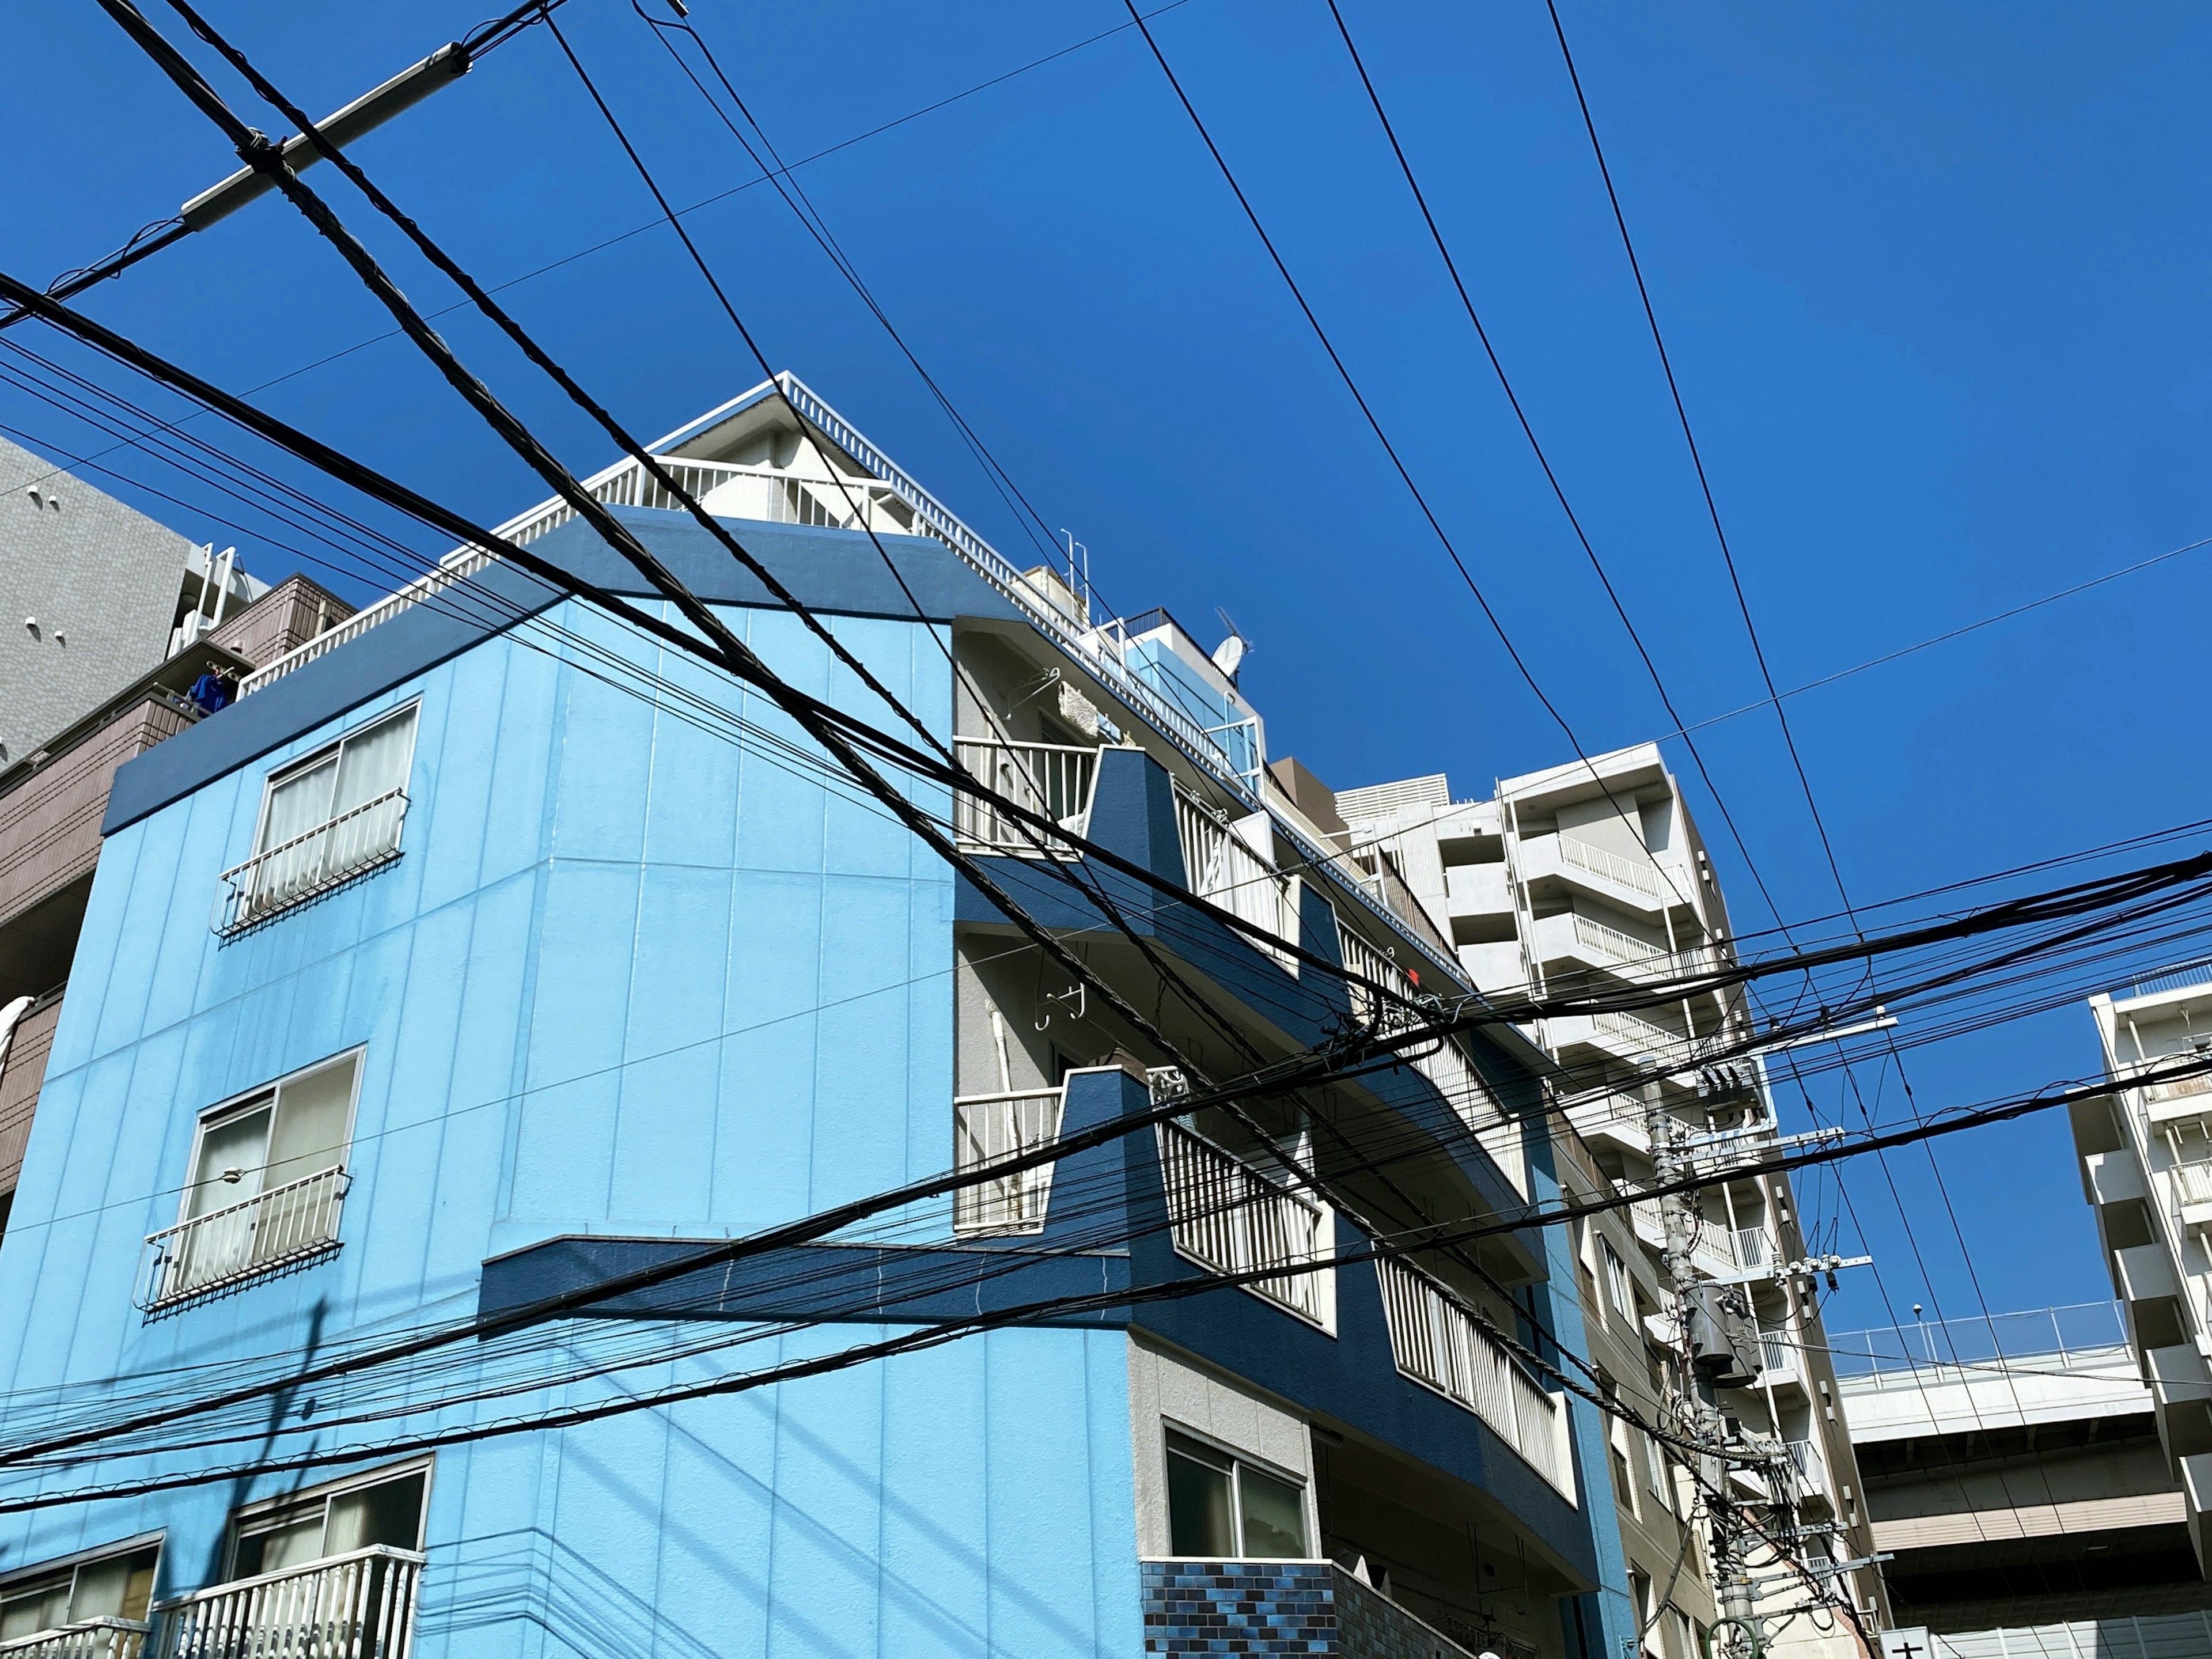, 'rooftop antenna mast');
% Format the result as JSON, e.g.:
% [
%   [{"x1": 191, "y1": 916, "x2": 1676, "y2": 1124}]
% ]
[{"x1": 1059, "y1": 529, "x2": 1090, "y2": 626}]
